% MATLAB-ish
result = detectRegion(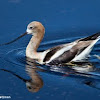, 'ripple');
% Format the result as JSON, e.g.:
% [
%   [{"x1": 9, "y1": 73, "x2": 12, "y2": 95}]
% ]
[{"x1": 4, "y1": 48, "x2": 26, "y2": 67}]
